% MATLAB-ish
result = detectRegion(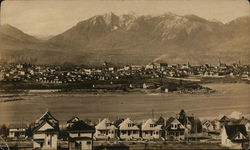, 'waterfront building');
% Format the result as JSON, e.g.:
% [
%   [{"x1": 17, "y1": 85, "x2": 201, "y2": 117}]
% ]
[
  {"x1": 221, "y1": 124, "x2": 248, "y2": 149},
  {"x1": 32, "y1": 111, "x2": 59, "y2": 150},
  {"x1": 8, "y1": 124, "x2": 27, "y2": 139},
  {"x1": 164, "y1": 117, "x2": 187, "y2": 140},
  {"x1": 141, "y1": 119, "x2": 163, "y2": 140},
  {"x1": 118, "y1": 118, "x2": 140, "y2": 140},
  {"x1": 95, "y1": 118, "x2": 118, "y2": 140},
  {"x1": 67, "y1": 120, "x2": 95, "y2": 150}
]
